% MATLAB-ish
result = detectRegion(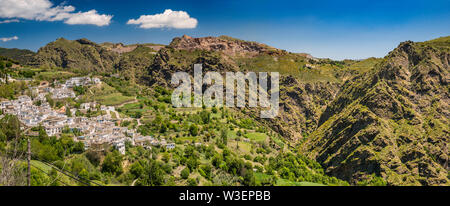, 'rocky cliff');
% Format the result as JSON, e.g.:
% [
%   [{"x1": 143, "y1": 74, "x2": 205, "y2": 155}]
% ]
[
  {"x1": 169, "y1": 35, "x2": 287, "y2": 57},
  {"x1": 300, "y1": 37, "x2": 449, "y2": 185}
]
